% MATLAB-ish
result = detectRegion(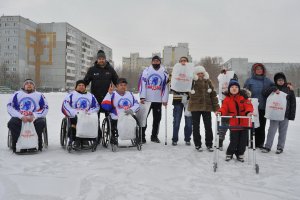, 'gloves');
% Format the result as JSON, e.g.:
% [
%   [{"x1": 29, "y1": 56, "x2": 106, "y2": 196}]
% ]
[{"x1": 124, "y1": 109, "x2": 134, "y2": 115}]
